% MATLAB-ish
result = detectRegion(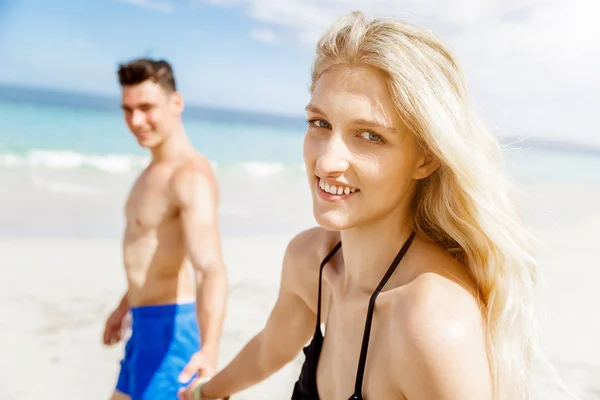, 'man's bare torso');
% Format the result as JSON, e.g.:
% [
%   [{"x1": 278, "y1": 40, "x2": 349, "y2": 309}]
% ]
[{"x1": 122, "y1": 160, "x2": 196, "y2": 307}]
